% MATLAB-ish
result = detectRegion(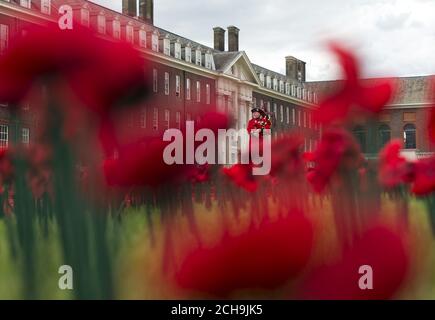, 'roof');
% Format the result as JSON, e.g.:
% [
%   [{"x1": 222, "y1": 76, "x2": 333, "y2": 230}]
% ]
[{"x1": 306, "y1": 75, "x2": 434, "y2": 106}]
